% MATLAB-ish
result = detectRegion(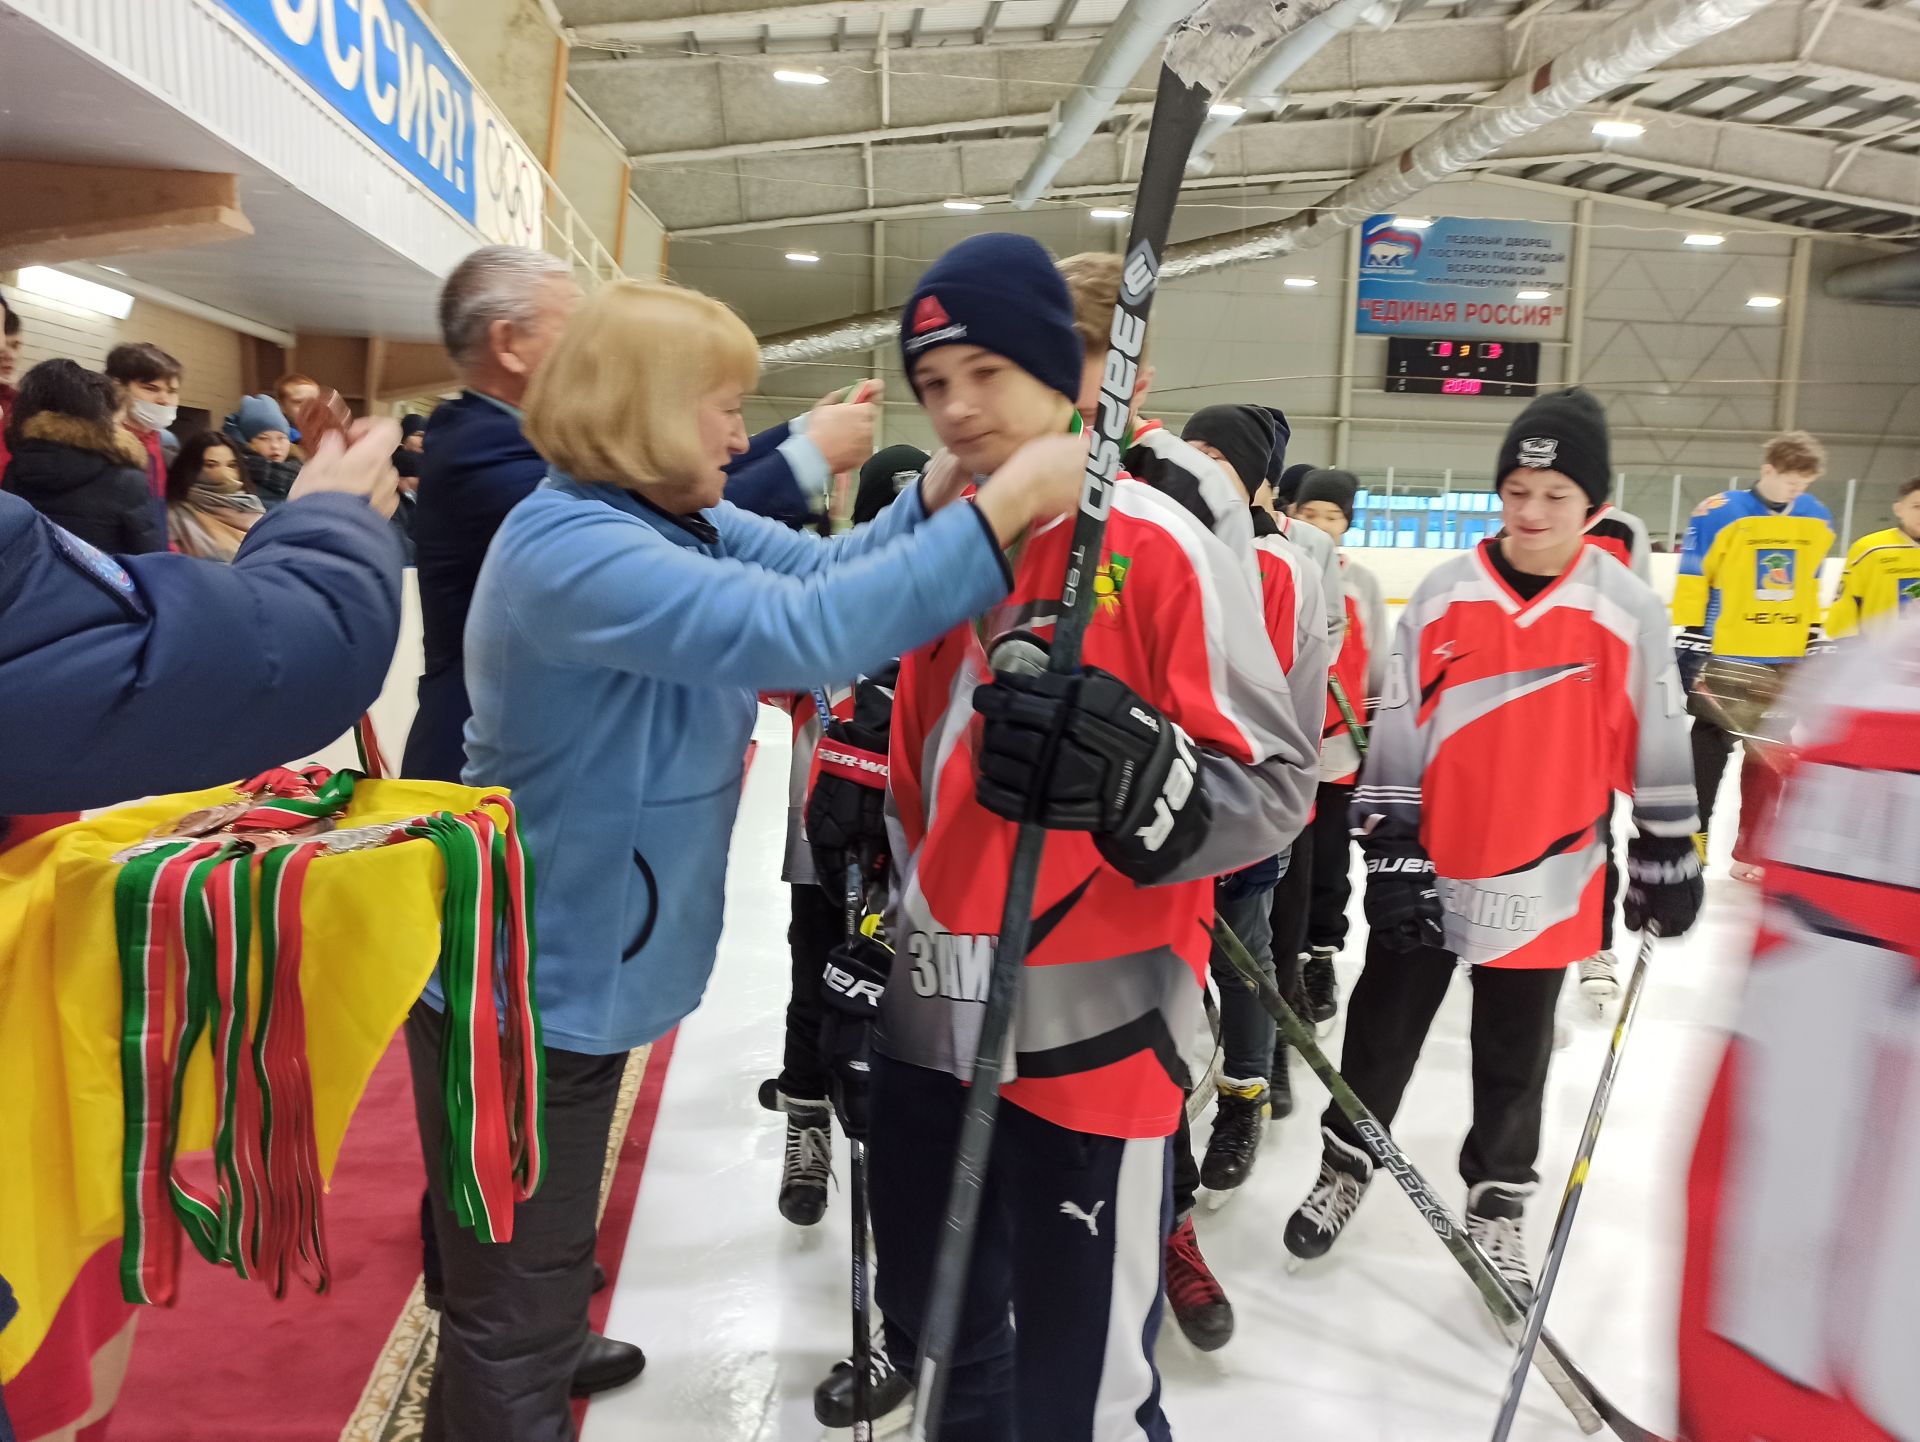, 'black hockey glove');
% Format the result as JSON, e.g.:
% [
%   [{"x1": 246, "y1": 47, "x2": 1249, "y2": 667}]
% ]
[
  {"x1": 805, "y1": 666, "x2": 898, "y2": 896},
  {"x1": 1674, "y1": 627, "x2": 1713, "y2": 694},
  {"x1": 818, "y1": 935, "x2": 890, "y2": 1141},
  {"x1": 1361, "y1": 838, "x2": 1446, "y2": 952},
  {"x1": 1624, "y1": 832, "x2": 1703, "y2": 939},
  {"x1": 972, "y1": 643, "x2": 1212, "y2": 886}
]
